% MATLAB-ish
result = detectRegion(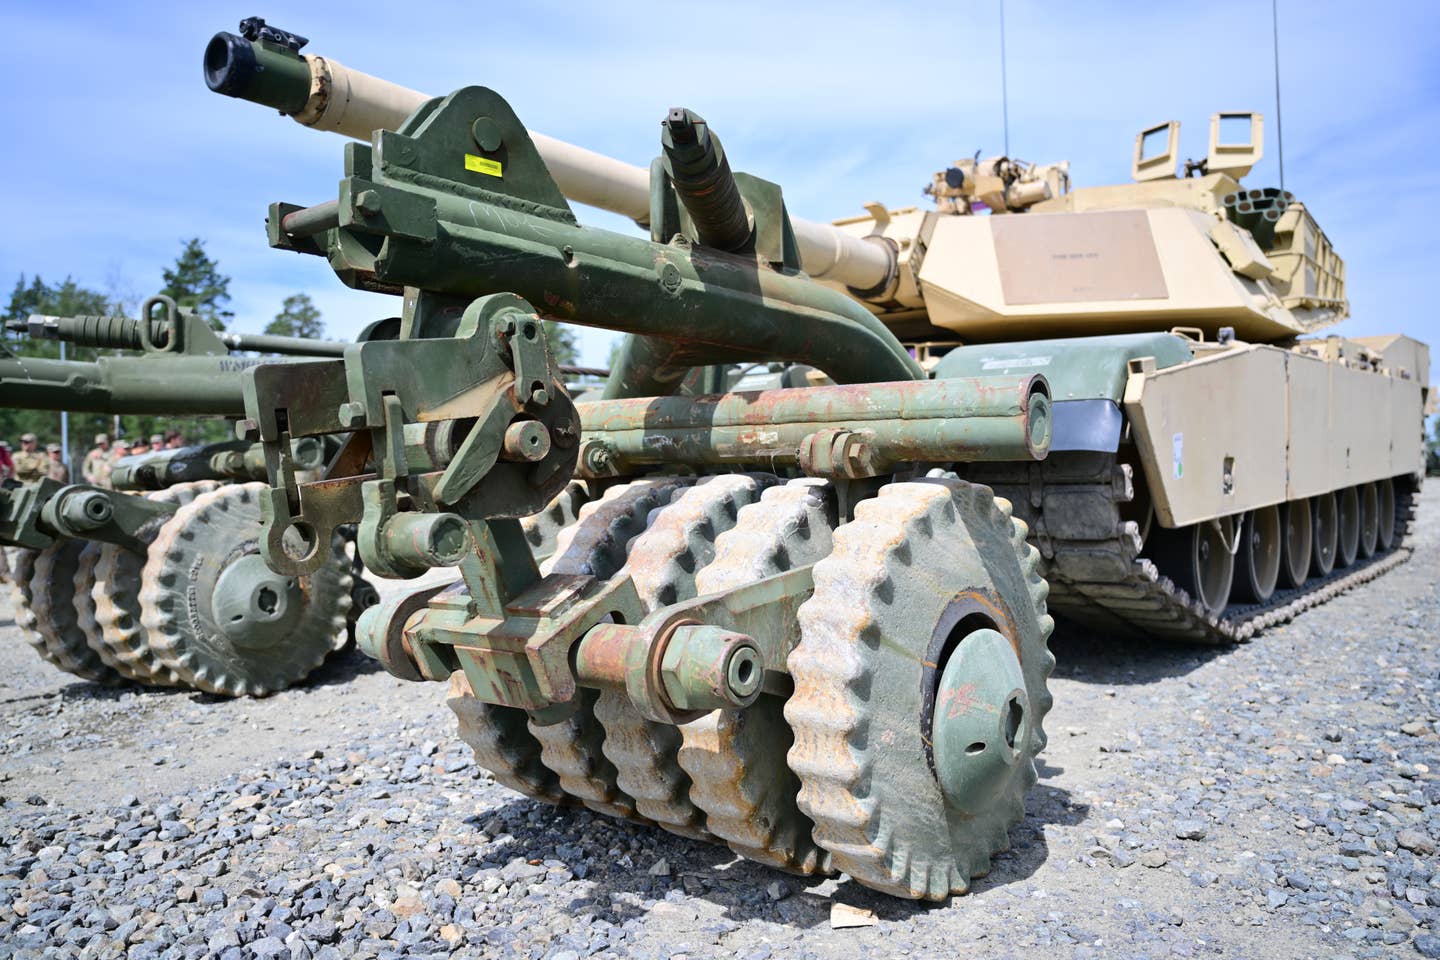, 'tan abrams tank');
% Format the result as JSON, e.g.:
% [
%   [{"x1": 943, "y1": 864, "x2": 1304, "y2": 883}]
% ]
[{"x1": 828, "y1": 111, "x2": 1429, "y2": 642}]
